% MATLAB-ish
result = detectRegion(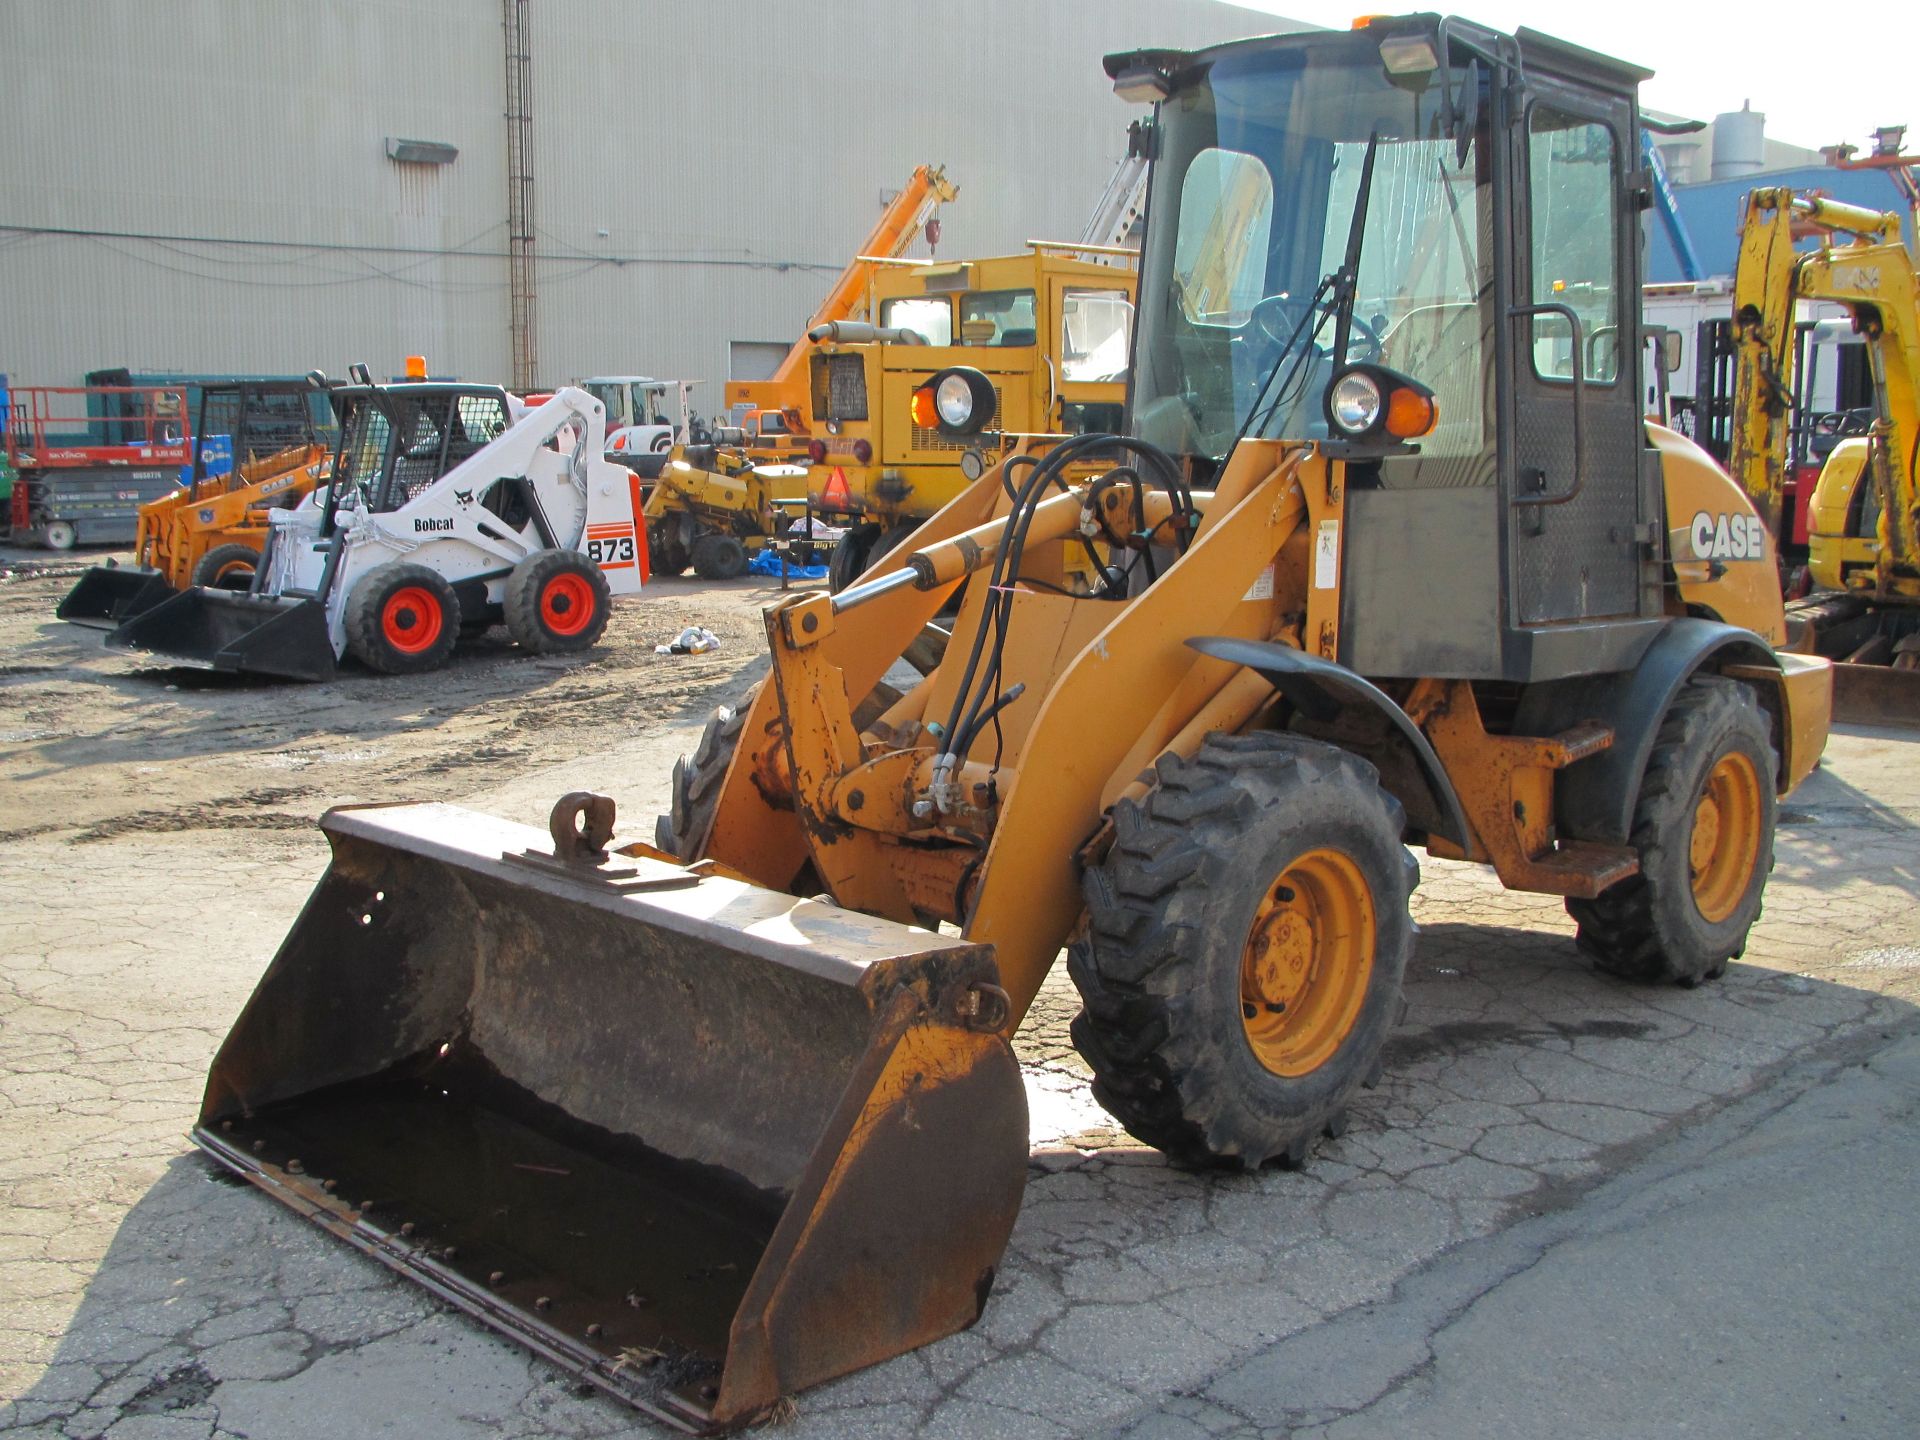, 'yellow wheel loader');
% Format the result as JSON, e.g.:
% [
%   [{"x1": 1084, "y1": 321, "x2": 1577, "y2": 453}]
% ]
[
  {"x1": 57, "y1": 379, "x2": 331, "y2": 626},
  {"x1": 190, "y1": 17, "x2": 1830, "y2": 1432}
]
